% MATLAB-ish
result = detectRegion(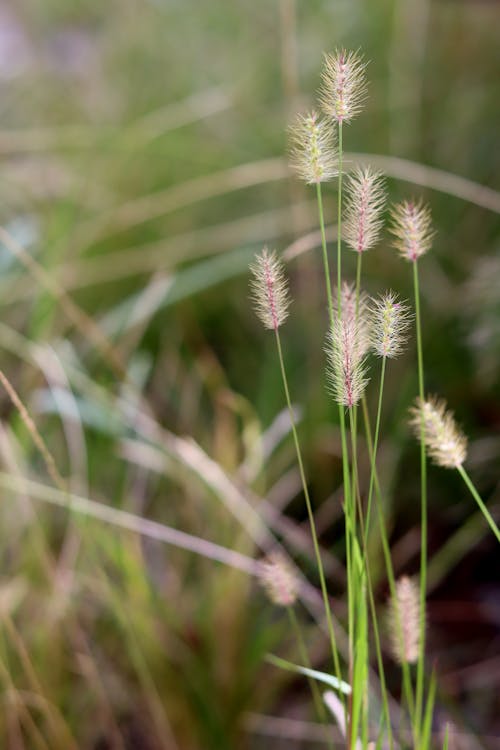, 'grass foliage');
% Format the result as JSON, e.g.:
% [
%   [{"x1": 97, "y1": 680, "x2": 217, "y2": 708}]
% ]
[{"x1": 0, "y1": 1, "x2": 498, "y2": 748}]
